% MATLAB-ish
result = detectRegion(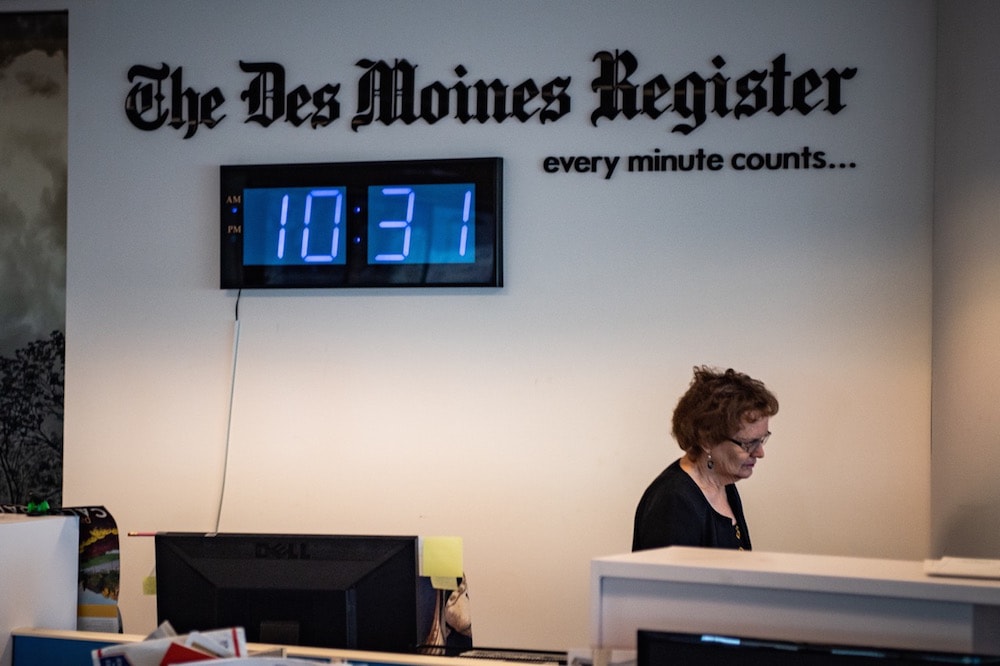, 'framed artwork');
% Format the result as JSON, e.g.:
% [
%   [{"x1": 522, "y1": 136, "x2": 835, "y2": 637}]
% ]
[{"x1": 0, "y1": 10, "x2": 68, "y2": 507}]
